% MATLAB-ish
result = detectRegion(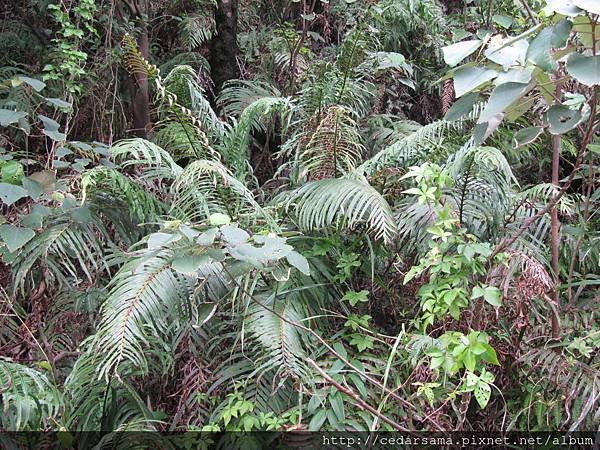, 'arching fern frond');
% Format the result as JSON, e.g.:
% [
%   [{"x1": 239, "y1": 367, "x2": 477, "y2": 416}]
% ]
[
  {"x1": 286, "y1": 177, "x2": 396, "y2": 244},
  {"x1": 170, "y1": 159, "x2": 279, "y2": 230},
  {"x1": 219, "y1": 96, "x2": 291, "y2": 181}
]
